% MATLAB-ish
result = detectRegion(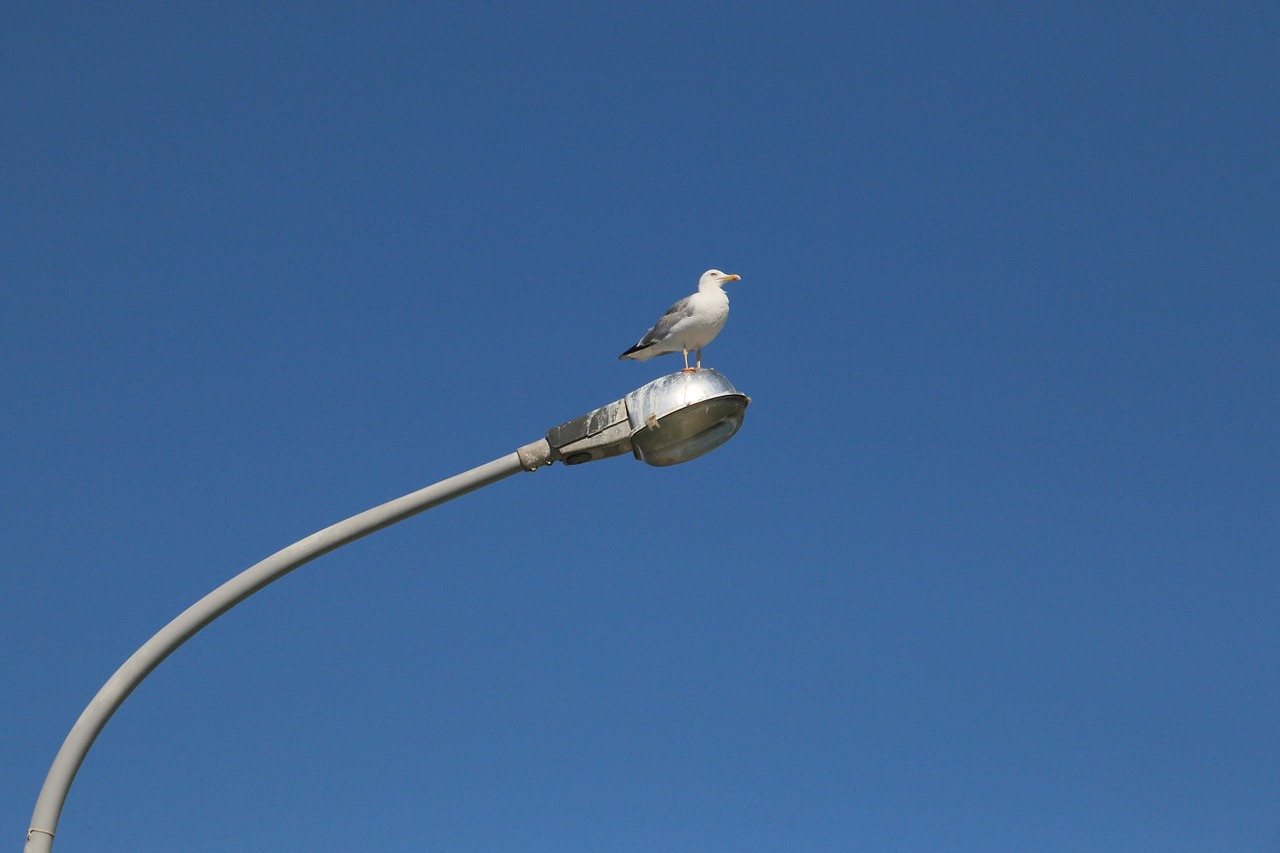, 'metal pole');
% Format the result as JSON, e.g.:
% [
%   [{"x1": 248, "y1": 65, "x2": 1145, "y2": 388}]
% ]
[{"x1": 25, "y1": 441, "x2": 552, "y2": 853}]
